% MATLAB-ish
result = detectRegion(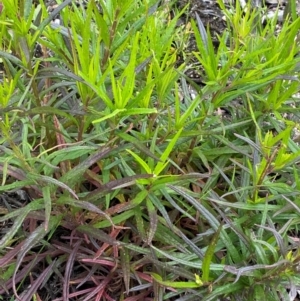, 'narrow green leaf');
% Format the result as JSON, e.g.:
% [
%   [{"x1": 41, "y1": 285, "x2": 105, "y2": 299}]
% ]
[
  {"x1": 126, "y1": 149, "x2": 152, "y2": 174},
  {"x1": 202, "y1": 225, "x2": 222, "y2": 282},
  {"x1": 0, "y1": 209, "x2": 29, "y2": 250},
  {"x1": 117, "y1": 132, "x2": 161, "y2": 162},
  {"x1": 202, "y1": 282, "x2": 244, "y2": 301},
  {"x1": 42, "y1": 186, "x2": 51, "y2": 231},
  {"x1": 150, "y1": 245, "x2": 205, "y2": 269},
  {"x1": 120, "y1": 33, "x2": 138, "y2": 108},
  {"x1": 234, "y1": 133, "x2": 263, "y2": 154},
  {"x1": 92, "y1": 109, "x2": 126, "y2": 124},
  {"x1": 94, "y1": 210, "x2": 136, "y2": 229},
  {"x1": 29, "y1": 174, "x2": 78, "y2": 200},
  {"x1": 120, "y1": 108, "x2": 157, "y2": 116},
  {"x1": 169, "y1": 185, "x2": 241, "y2": 261},
  {"x1": 46, "y1": 146, "x2": 97, "y2": 164},
  {"x1": 135, "y1": 207, "x2": 147, "y2": 243},
  {"x1": 177, "y1": 94, "x2": 201, "y2": 129},
  {"x1": 112, "y1": 190, "x2": 149, "y2": 213},
  {"x1": 224, "y1": 260, "x2": 289, "y2": 284},
  {"x1": 195, "y1": 13, "x2": 208, "y2": 51},
  {"x1": 155, "y1": 221, "x2": 189, "y2": 253},
  {"x1": 150, "y1": 273, "x2": 201, "y2": 288},
  {"x1": 0, "y1": 180, "x2": 34, "y2": 192},
  {"x1": 154, "y1": 128, "x2": 183, "y2": 176},
  {"x1": 94, "y1": 11, "x2": 110, "y2": 46},
  {"x1": 84, "y1": 174, "x2": 153, "y2": 203},
  {"x1": 59, "y1": 197, "x2": 114, "y2": 227},
  {"x1": 0, "y1": 51, "x2": 24, "y2": 69},
  {"x1": 146, "y1": 198, "x2": 157, "y2": 245},
  {"x1": 120, "y1": 247, "x2": 131, "y2": 294},
  {"x1": 169, "y1": 185, "x2": 220, "y2": 230},
  {"x1": 26, "y1": 106, "x2": 77, "y2": 122}
]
